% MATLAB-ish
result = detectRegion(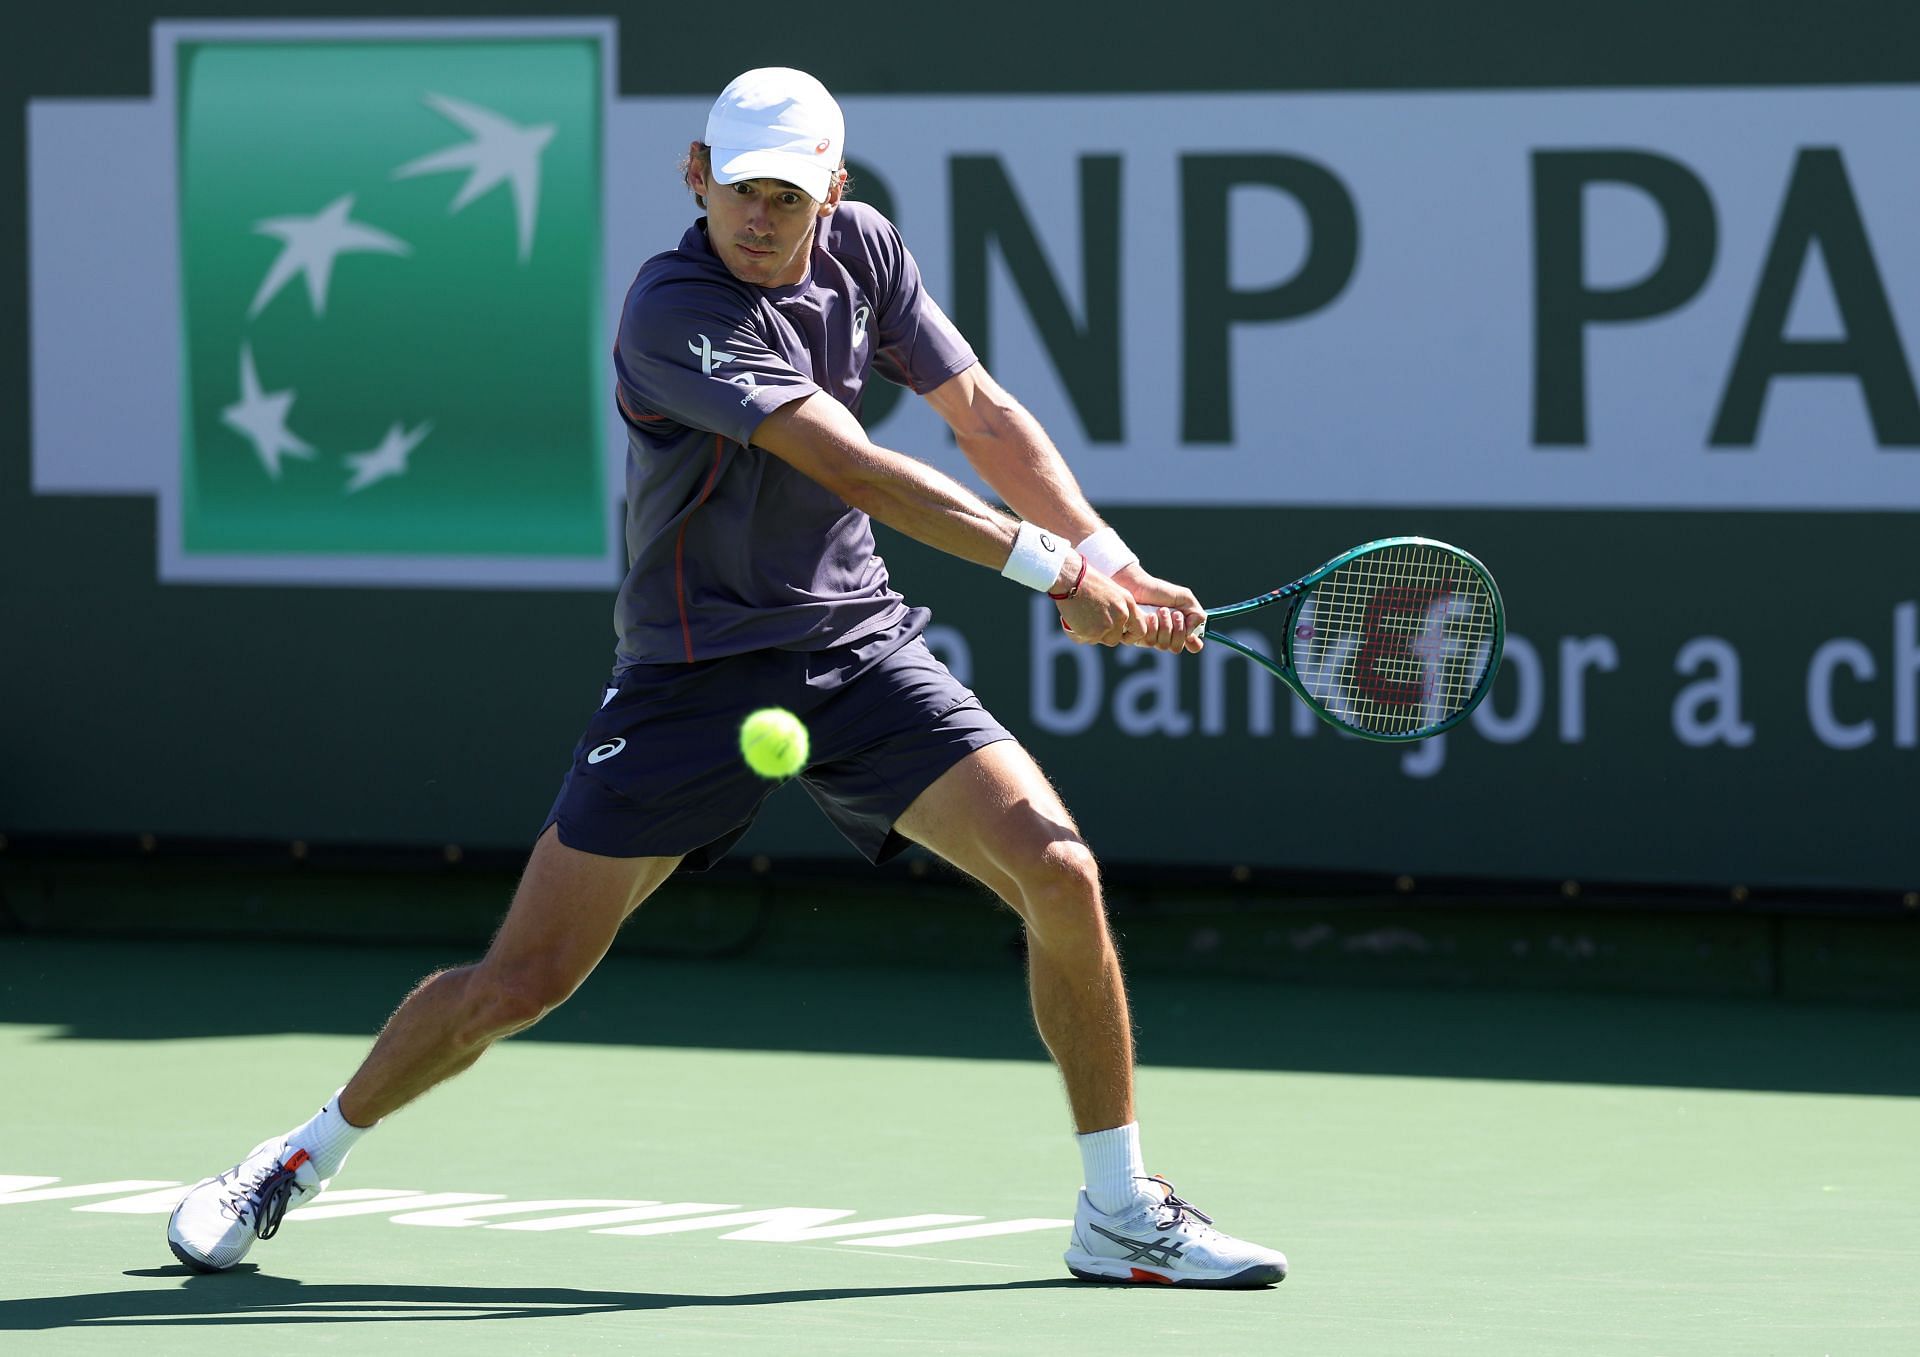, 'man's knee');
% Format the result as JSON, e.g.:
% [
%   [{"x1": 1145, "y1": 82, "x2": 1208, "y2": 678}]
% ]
[
  {"x1": 1014, "y1": 837, "x2": 1106, "y2": 941},
  {"x1": 452, "y1": 960, "x2": 583, "y2": 1044}
]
